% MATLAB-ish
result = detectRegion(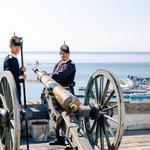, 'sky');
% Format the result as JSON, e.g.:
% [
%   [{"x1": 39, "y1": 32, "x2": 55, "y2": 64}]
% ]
[{"x1": 0, "y1": 0, "x2": 150, "y2": 52}]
